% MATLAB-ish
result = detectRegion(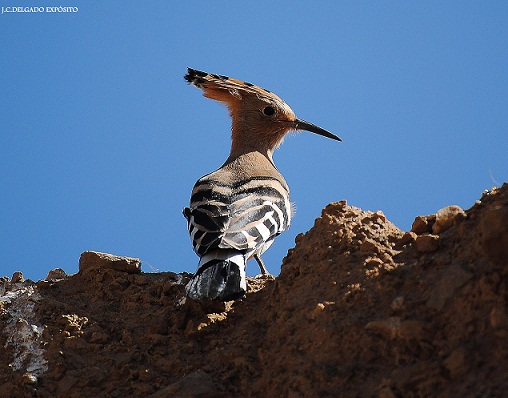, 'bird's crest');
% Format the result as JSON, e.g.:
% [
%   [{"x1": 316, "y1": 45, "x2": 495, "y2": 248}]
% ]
[{"x1": 184, "y1": 67, "x2": 287, "y2": 107}]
